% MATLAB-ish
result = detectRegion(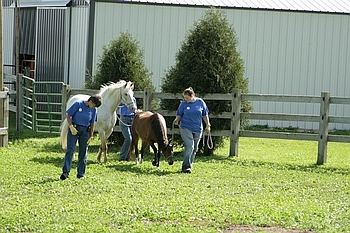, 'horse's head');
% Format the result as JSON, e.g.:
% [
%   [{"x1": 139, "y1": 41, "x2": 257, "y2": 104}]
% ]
[
  {"x1": 120, "y1": 81, "x2": 137, "y2": 112},
  {"x1": 163, "y1": 139, "x2": 174, "y2": 165}
]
